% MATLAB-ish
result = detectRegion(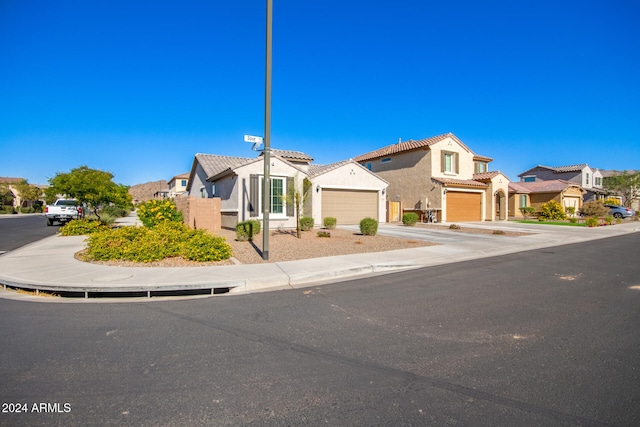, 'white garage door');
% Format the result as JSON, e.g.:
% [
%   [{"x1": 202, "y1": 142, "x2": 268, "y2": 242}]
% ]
[{"x1": 322, "y1": 189, "x2": 378, "y2": 225}]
